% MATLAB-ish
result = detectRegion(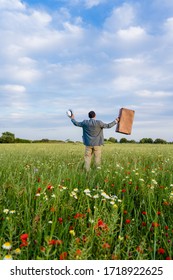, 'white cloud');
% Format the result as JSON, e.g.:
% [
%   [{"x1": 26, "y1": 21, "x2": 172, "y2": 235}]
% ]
[
  {"x1": 0, "y1": 84, "x2": 26, "y2": 93},
  {"x1": 0, "y1": 0, "x2": 25, "y2": 10},
  {"x1": 104, "y1": 3, "x2": 136, "y2": 31},
  {"x1": 84, "y1": 0, "x2": 106, "y2": 9},
  {"x1": 163, "y1": 17, "x2": 173, "y2": 37},
  {"x1": 1, "y1": 63, "x2": 41, "y2": 84},
  {"x1": 117, "y1": 26, "x2": 146, "y2": 41},
  {"x1": 0, "y1": 84, "x2": 29, "y2": 113},
  {"x1": 112, "y1": 76, "x2": 141, "y2": 92},
  {"x1": 31, "y1": 10, "x2": 52, "y2": 26},
  {"x1": 136, "y1": 90, "x2": 173, "y2": 98},
  {"x1": 66, "y1": 0, "x2": 107, "y2": 9},
  {"x1": 113, "y1": 57, "x2": 145, "y2": 74}
]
